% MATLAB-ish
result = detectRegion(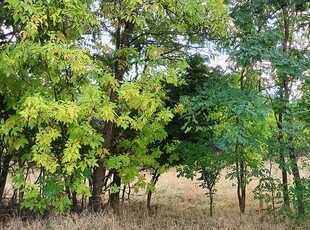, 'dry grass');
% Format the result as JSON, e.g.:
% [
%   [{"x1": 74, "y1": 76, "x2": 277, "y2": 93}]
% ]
[{"x1": 1, "y1": 168, "x2": 309, "y2": 230}]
